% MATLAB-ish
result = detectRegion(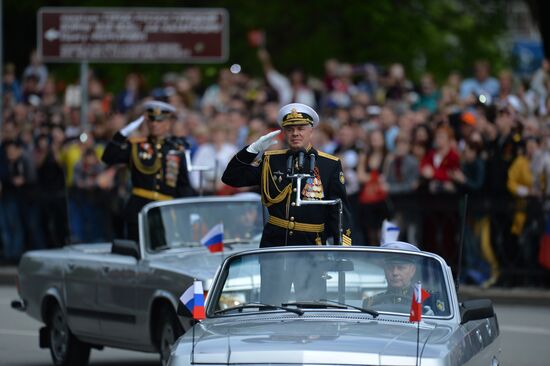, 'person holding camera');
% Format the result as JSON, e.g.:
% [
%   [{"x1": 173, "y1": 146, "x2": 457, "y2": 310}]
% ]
[
  {"x1": 420, "y1": 125, "x2": 461, "y2": 194},
  {"x1": 419, "y1": 124, "x2": 461, "y2": 260}
]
